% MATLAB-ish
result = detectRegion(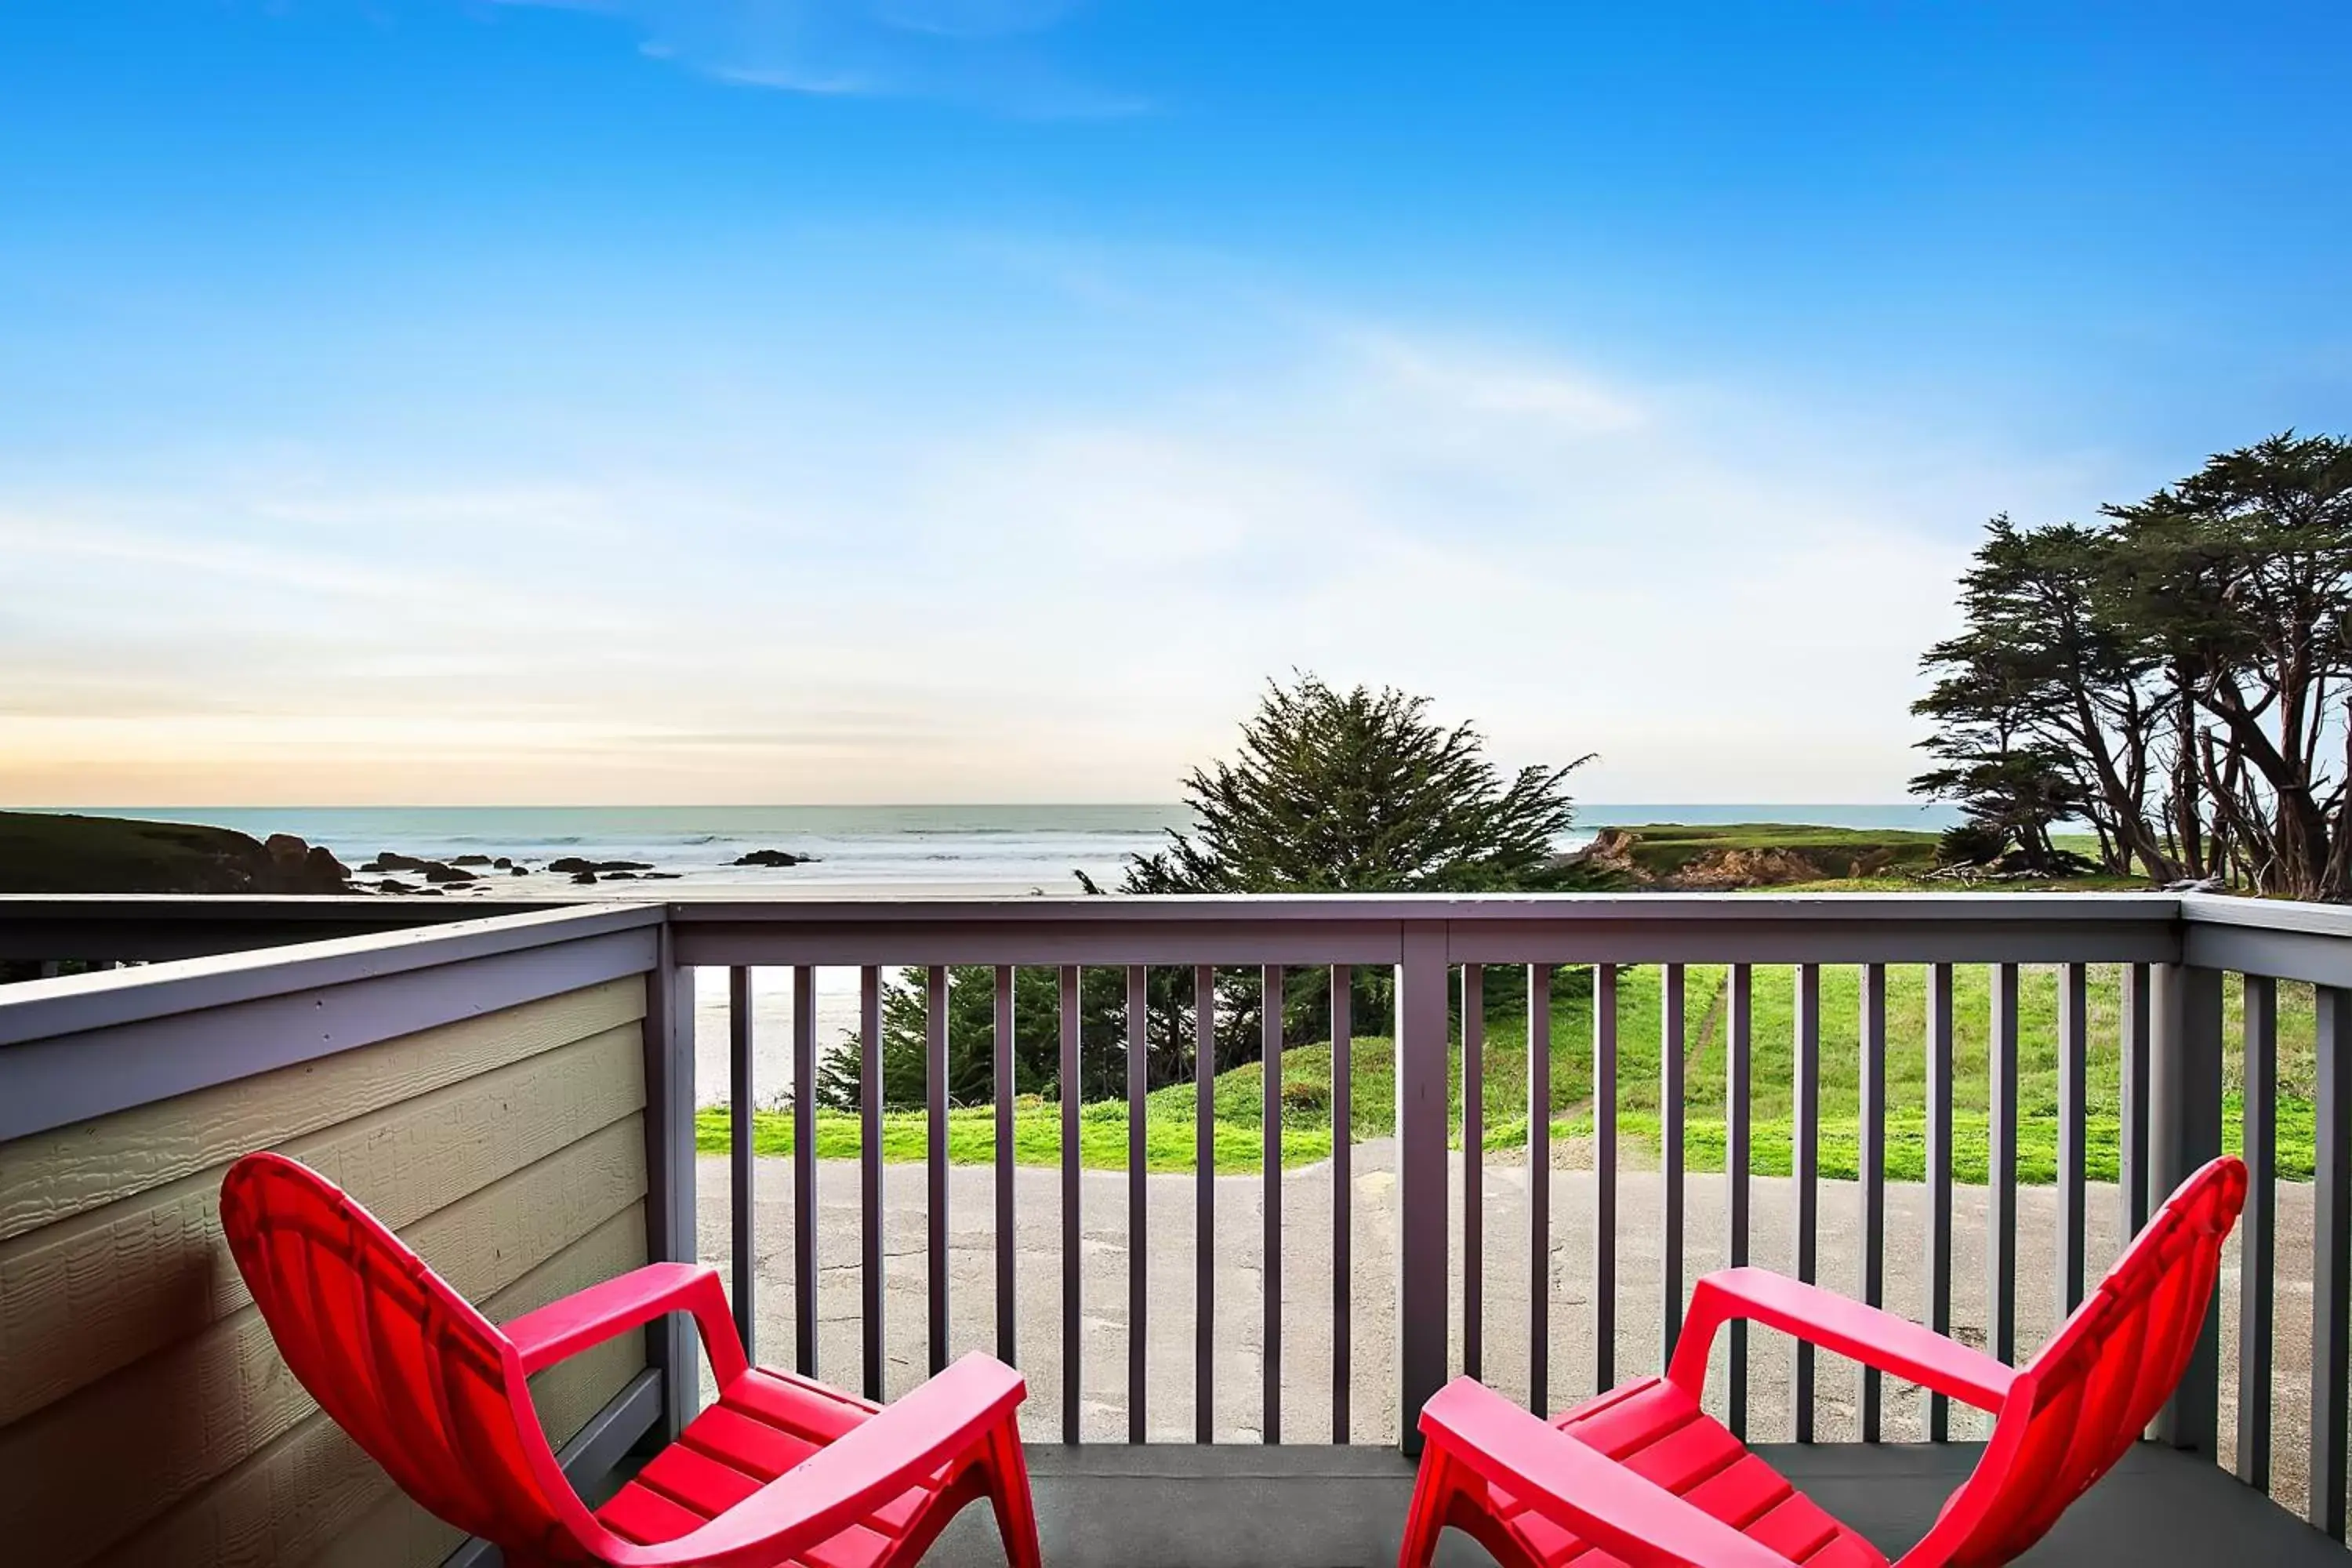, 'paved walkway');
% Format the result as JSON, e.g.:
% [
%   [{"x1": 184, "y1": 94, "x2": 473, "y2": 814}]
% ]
[{"x1": 694, "y1": 1149, "x2": 2313, "y2": 1509}]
